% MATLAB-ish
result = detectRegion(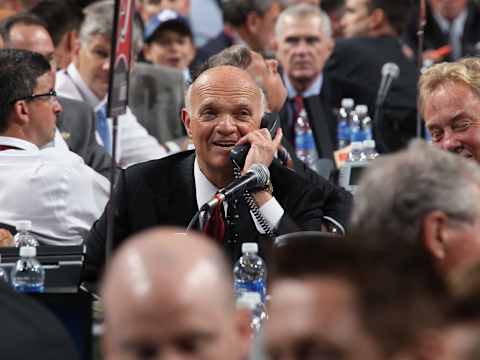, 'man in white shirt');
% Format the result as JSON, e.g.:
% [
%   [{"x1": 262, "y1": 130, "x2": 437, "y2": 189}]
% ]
[
  {"x1": 0, "y1": 48, "x2": 109, "y2": 245},
  {"x1": 56, "y1": 0, "x2": 167, "y2": 168}
]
